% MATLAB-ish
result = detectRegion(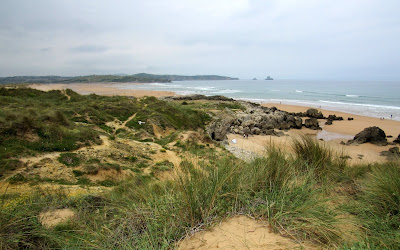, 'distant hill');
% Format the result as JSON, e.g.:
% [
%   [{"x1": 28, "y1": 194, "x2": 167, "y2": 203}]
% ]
[
  {"x1": 133, "y1": 73, "x2": 238, "y2": 81},
  {"x1": 0, "y1": 73, "x2": 238, "y2": 84}
]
